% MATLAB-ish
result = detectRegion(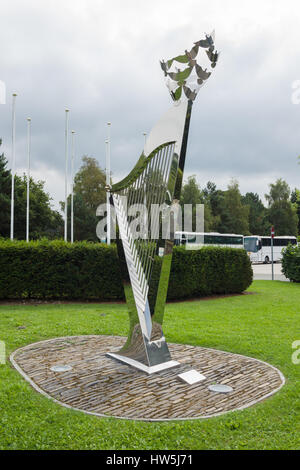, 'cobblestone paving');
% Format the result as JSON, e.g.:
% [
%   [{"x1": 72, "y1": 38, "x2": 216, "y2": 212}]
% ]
[{"x1": 11, "y1": 335, "x2": 284, "y2": 421}]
